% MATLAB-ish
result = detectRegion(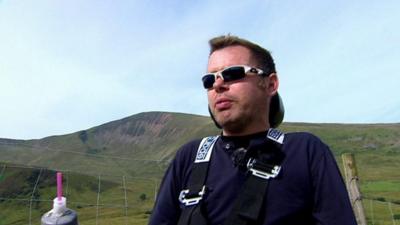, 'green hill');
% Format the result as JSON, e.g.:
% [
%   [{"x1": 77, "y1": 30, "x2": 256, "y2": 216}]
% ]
[
  {"x1": 0, "y1": 111, "x2": 399, "y2": 224},
  {"x1": 0, "y1": 112, "x2": 219, "y2": 179}
]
